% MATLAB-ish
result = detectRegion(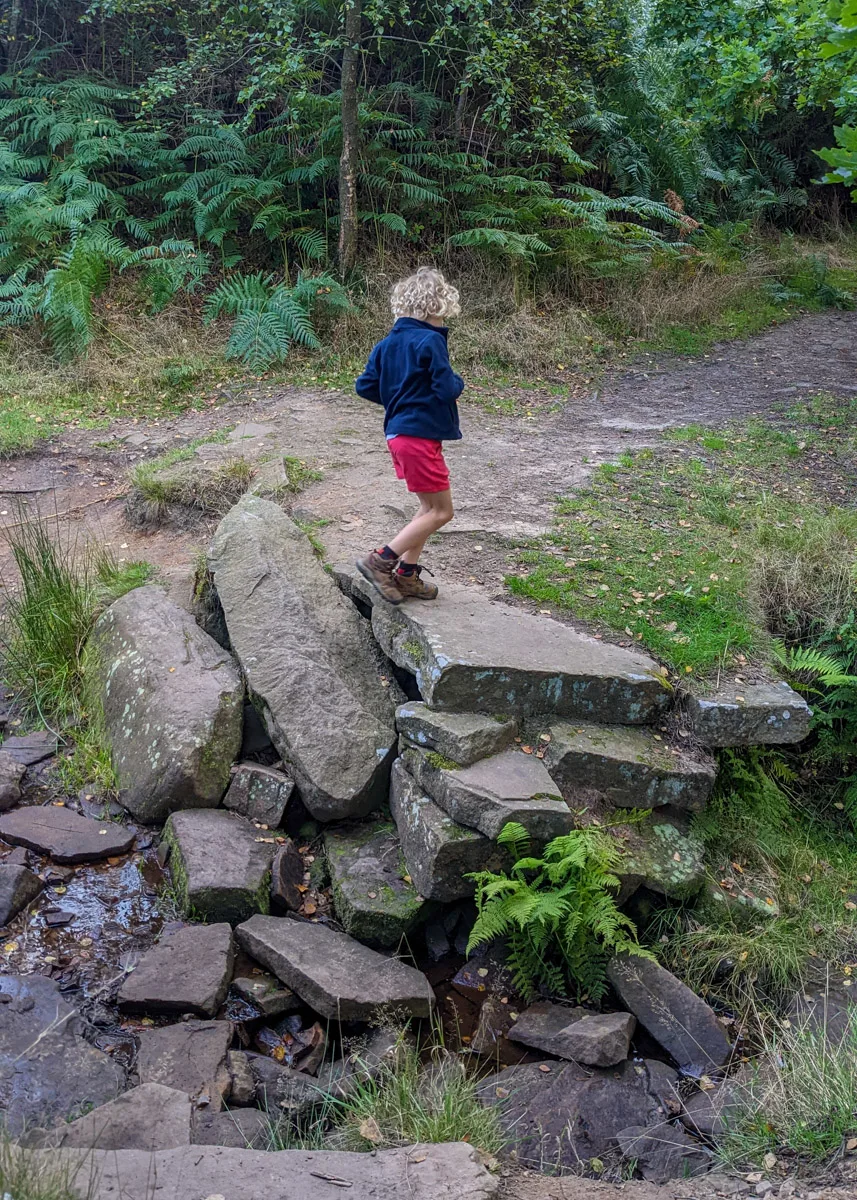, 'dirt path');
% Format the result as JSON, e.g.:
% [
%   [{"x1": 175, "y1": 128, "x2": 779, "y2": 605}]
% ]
[{"x1": 0, "y1": 310, "x2": 854, "y2": 592}]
